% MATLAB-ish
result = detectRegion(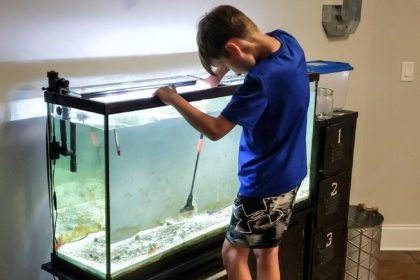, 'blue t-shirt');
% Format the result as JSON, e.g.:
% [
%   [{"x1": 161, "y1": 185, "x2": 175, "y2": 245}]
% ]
[{"x1": 221, "y1": 29, "x2": 310, "y2": 198}]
